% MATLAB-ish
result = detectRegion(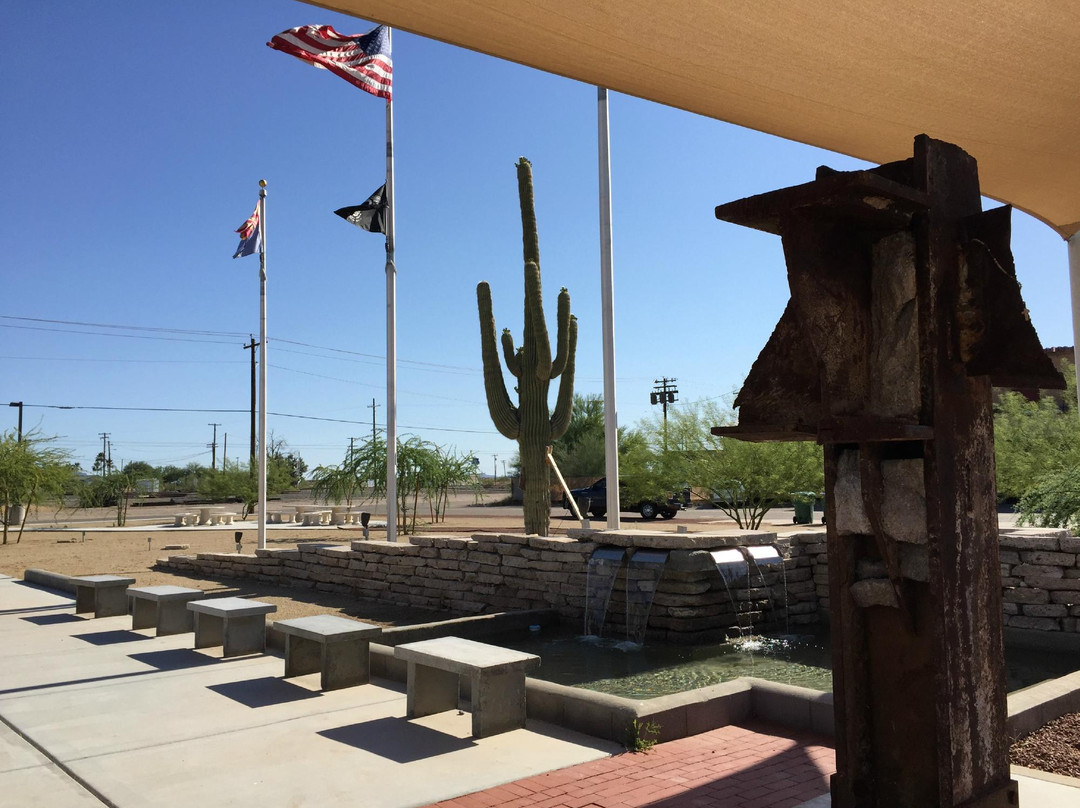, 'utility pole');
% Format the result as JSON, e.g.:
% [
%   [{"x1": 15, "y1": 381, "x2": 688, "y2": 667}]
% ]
[
  {"x1": 8, "y1": 399, "x2": 22, "y2": 438},
  {"x1": 243, "y1": 337, "x2": 257, "y2": 464},
  {"x1": 208, "y1": 423, "x2": 220, "y2": 471},
  {"x1": 106, "y1": 438, "x2": 112, "y2": 473},
  {"x1": 222, "y1": 433, "x2": 227, "y2": 470},
  {"x1": 650, "y1": 377, "x2": 679, "y2": 423},
  {"x1": 493, "y1": 454, "x2": 498, "y2": 483},
  {"x1": 651, "y1": 377, "x2": 678, "y2": 451},
  {"x1": 367, "y1": 398, "x2": 379, "y2": 444},
  {"x1": 98, "y1": 433, "x2": 109, "y2": 476}
]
